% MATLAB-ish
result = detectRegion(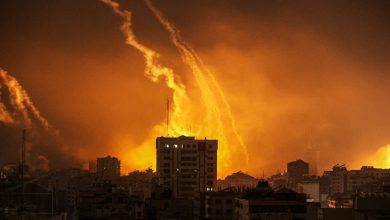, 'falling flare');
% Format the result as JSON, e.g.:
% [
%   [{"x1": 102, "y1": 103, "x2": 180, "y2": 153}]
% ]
[
  {"x1": 144, "y1": 0, "x2": 249, "y2": 168},
  {"x1": 102, "y1": 0, "x2": 250, "y2": 175},
  {"x1": 101, "y1": 0, "x2": 189, "y2": 137},
  {"x1": 0, "y1": 68, "x2": 49, "y2": 129}
]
